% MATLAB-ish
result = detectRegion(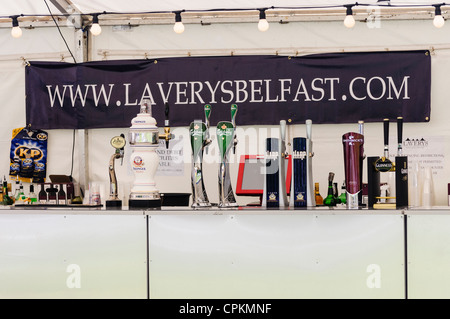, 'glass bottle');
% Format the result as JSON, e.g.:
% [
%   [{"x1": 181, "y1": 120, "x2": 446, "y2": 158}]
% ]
[
  {"x1": 338, "y1": 182, "x2": 347, "y2": 205},
  {"x1": 29, "y1": 184, "x2": 37, "y2": 204},
  {"x1": 333, "y1": 182, "x2": 339, "y2": 204},
  {"x1": 57, "y1": 184, "x2": 67, "y2": 205},
  {"x1": 324, "y1": 172, "x2": 337, "y2": 206},
  {"x1": 3, "y1": 177, "x2": 14, "y2": 206},
  {"x1": 0, "y1": 182, "x2": 3, "y2": 205},
  {"x1": 13, "y1": 180, "x2": 20, "y2": 204},
  {"x1": 314, "y1": 182, "x2": 323, "y2": 206},
  {"x1": 47, "y1": 184, "x2": 57, "y2": 204},
  {"x1": 38, "y1": 184, "x2": 47, "y2": 204},
  {"x1": 15, "y1": 182, "x2": 26, "y2": 204}
]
